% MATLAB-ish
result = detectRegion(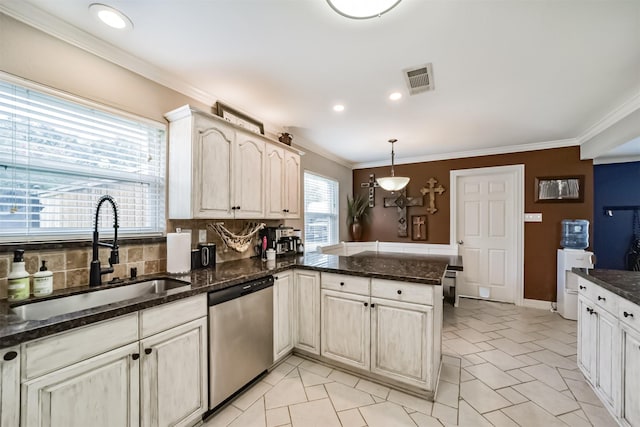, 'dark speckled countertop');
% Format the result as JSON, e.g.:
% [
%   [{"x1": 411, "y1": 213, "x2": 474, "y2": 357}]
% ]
[
  {"x1": 572, "y1": 268, "x2": 640, "y2": 306},
  {"x1": 0, "y1": 251, "x2": 455, "y2": 347}
]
